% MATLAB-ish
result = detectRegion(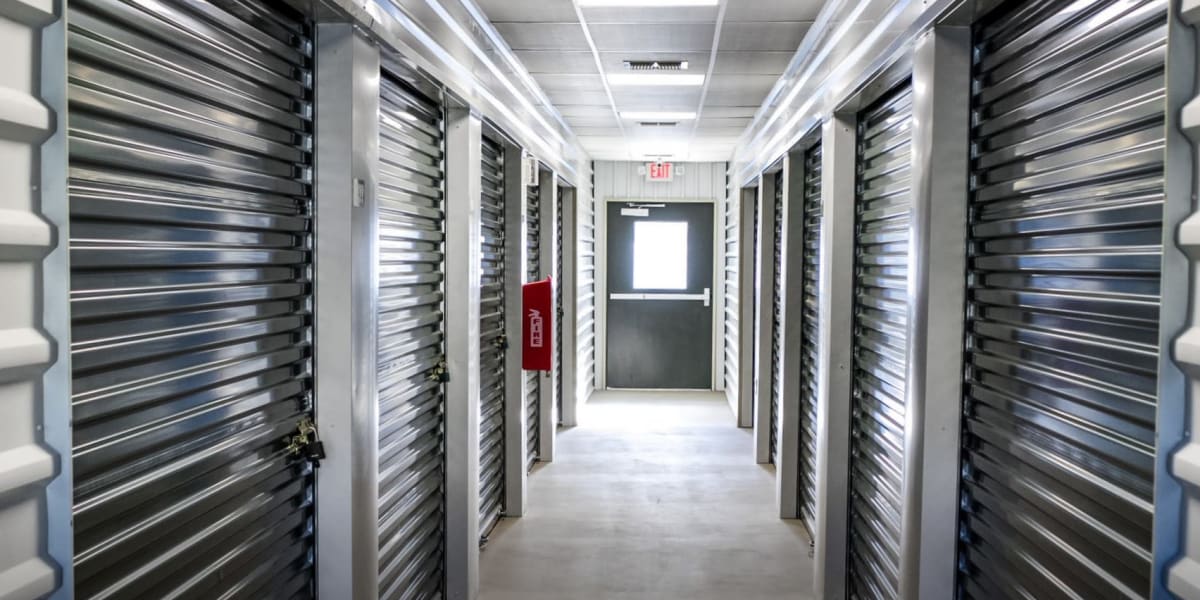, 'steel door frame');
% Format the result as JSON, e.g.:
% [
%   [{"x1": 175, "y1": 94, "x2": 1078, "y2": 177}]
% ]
[{"x1": 754, "y1": 169, "x2": 781, "y2": 464}]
